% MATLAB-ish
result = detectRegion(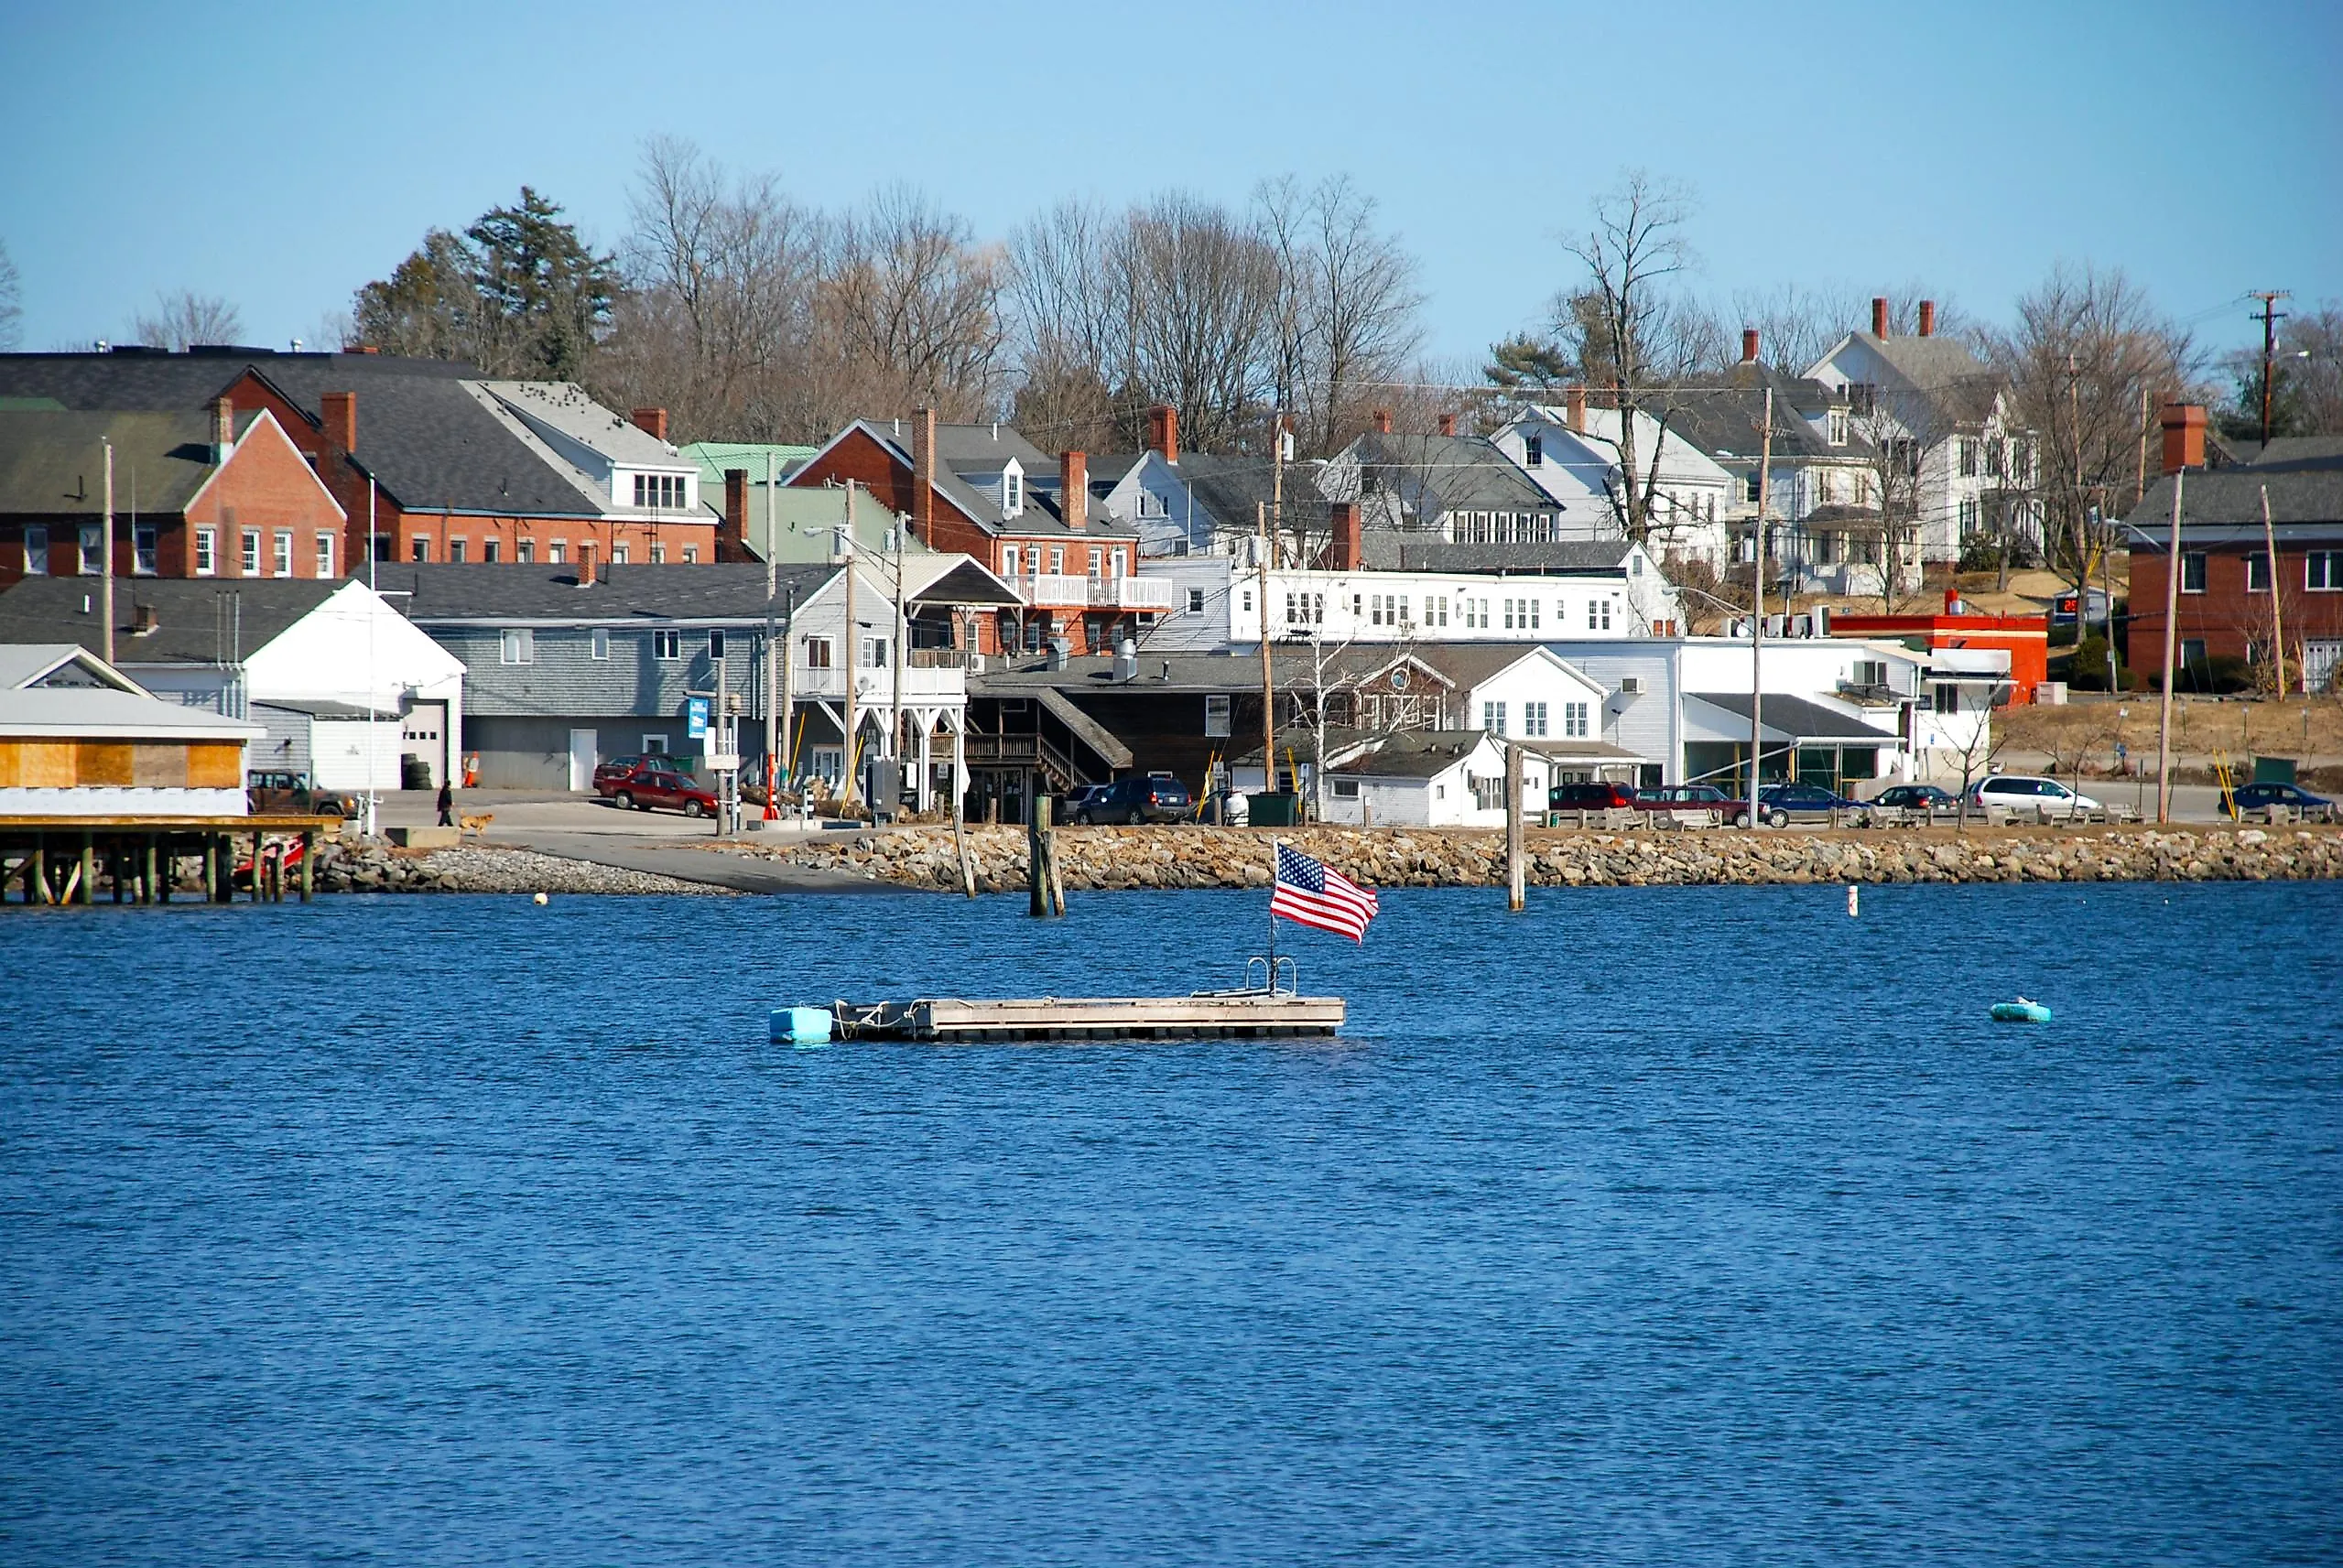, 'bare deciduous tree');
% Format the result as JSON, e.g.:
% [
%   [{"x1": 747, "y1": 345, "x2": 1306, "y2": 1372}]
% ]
[
  {"x1": 825, "y1": 184, "x2": 1004, "y2": 420},
  {"x1": 0, "y1": 240, "x2": 21, "y2": 351},
  {"x1": 1981, "y1": 263, "x2": 2203, "y2": 600},
  {"x1": 132, "y1": 288, "x2": 244, "y2": 350}
]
